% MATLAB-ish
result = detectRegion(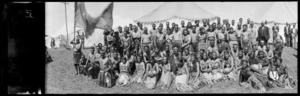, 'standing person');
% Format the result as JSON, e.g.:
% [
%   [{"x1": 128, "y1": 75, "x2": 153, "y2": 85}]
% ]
[
  {"x1": 132, "y1": 25, "x2": 141, "y2": 44},
  {"x1": 138, "y1": 23, "x2": 144, "y2": 34},
  {"x1": 217, "y1": 26, "x2": 227, "y2": 45},
  {"x1": 115, "y1": 26, "x2": 123, "y2": 55},
  {"x1": 141, "y1": 27, "x2": 152, "y2": 51},
  {"x1": 198, "y1": 27, "x2": 208, "y2": 52},
  {"x1": 149, "y1": 23, "x2": 158, "y2": 49},
  {"x1": 239, "y1": 18, "x2": 243, "y2": 25},
  {"x1": 186, "y1": 22, "x2": 193, "y2": 32},
  {"x1": 207, "y1": 25, "x2": 217, "y2": 46},
  {"x1": 171, "y1": 22, "x2": 176, "y2": 32},
  {"x1": 156, "y1": 26, "x2": 166, "y2": 51},
  {"x1": 165, "y1": 28, "x2": 174, "y2": 51},
  {"x1": 231, "y1": 20, "x2": 236, "y2": 31},
  {"x1": 70, "y1": 35, "x2": 83, "y2": 75},
  {"x1": 190, "y1": 26, "x2": 199, "y2": 52},
  {"x1": 195, "y1": 20, "x2": 200, "y2": 32},
  {"x1": 273, "y1": 29, "x2": 284, "y2": 57},
  {"x1": 165, "y1": 22, "x2": 171, "y2": 33},
  {"x1": 284, "y1": 23, "x2": 290, "y2": 47},
  {"x1": 50, "y1": 37, "x2": 55, "y2": 48},
  {"x1": 246, "y1": 18, "x2": 251, "y2": 28},
  {"x1": 207, "y1": 39, "x2": 218, "y2": 55},
  {"x1": 236, "y1": 23, "x2": 243, "y2": 50},
  {"x1": 129, "y1": 23, "x2": 133, "y2": 32},
  {"x1": 181, "y1": 20, "x2": 186, "y2": 30},
  {"x1": 203, "y1": 19, "x2": 209, "y2": 31},
  {"x1": 257, "y1": 21, "x2": 270, "y2": 45},
  {"x1": 291, "y1": 24, "x2": 298, "y2": 49},
  {"x1": 173, "y1": 24, "x2": 183, "y2": 51},
  {"x1": 121, "y1": 30, "x2": 132, "y2": 56},
  {"x1": 217, "y1": 17, "x2": 221, "y2": 27},
  {"x1": 249, "y1": 21, "x2": 258, "y2": 46},
  {"x1": 106, "y1": 30, "x2": 115, "y2": 48},
  {"x1": 241, "y1": 24, "x2": 251, "y2": 50},
  {"x1": 228, "y1": 27, "x2": 238, "y2": 50},
  {"x1": 182, "y1": 29, "x2": 192, "y2": 52}
]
